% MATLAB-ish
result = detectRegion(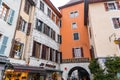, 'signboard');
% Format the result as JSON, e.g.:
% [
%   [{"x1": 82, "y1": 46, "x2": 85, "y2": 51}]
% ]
[
  {"x1": 114, "y1": 40, "x2": 120, "y2": 44},
  {"x1": 62, "y1": 58, "x2": 89, "y2": 63}
]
